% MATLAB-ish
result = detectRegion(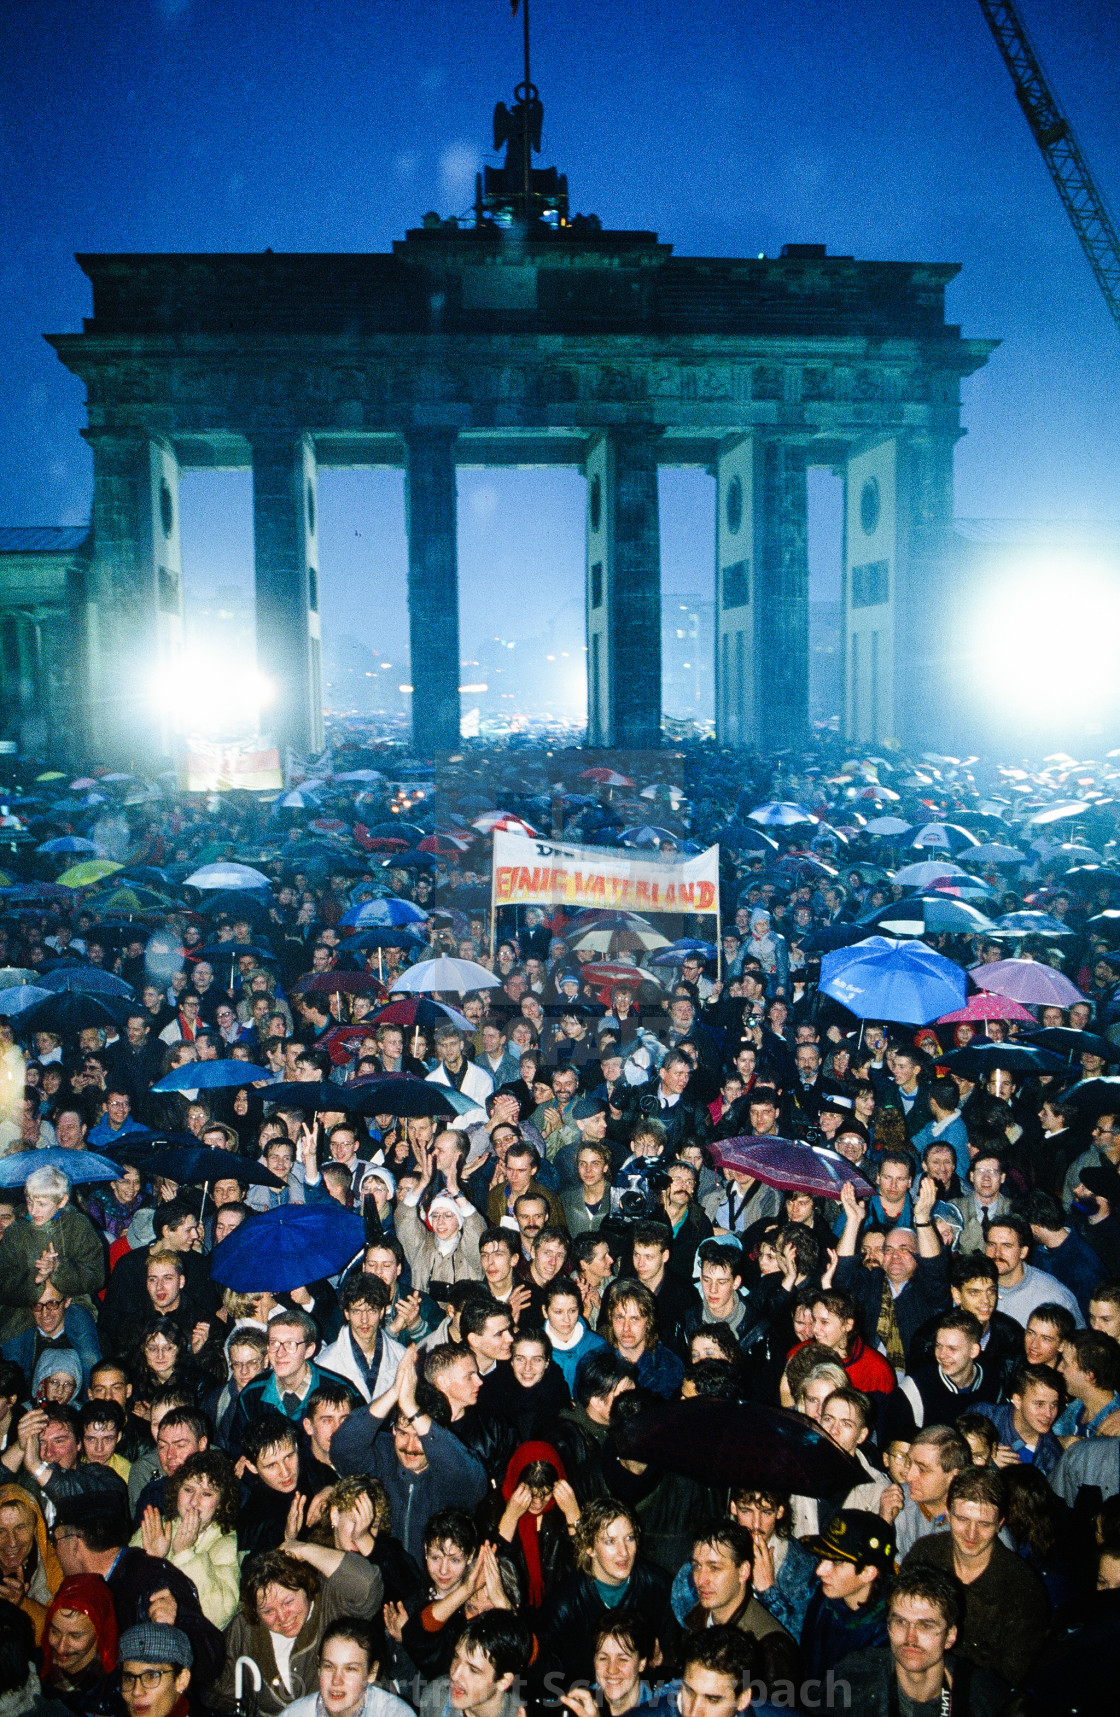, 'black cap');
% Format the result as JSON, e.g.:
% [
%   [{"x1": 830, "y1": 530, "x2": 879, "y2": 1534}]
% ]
[{"x1": 802, "y1": 1509, "x2": 895, "y2": 1574}]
